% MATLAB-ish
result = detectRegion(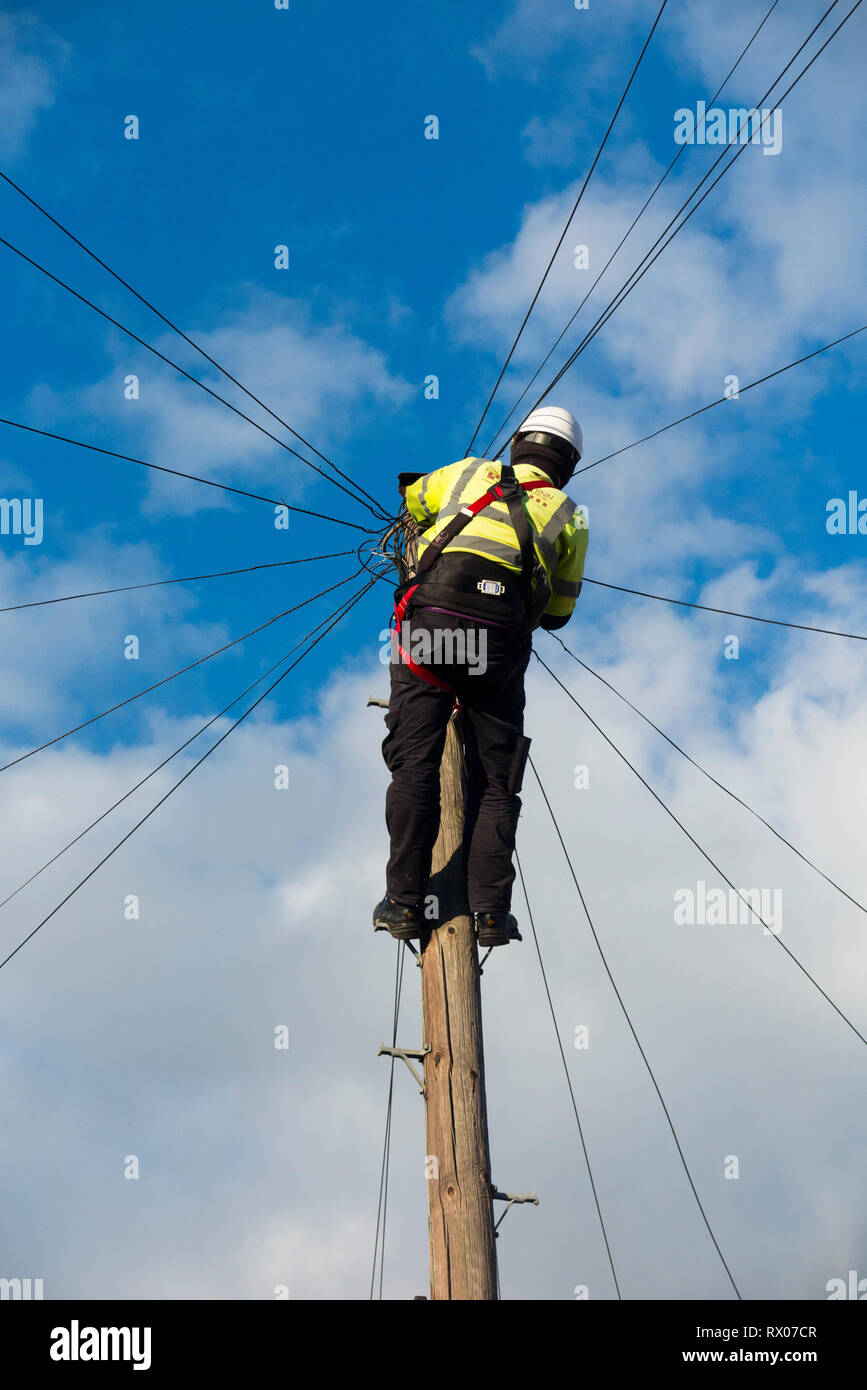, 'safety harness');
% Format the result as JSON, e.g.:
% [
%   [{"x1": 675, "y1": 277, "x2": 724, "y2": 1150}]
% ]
[{"x1": 392, "y1": 464, "x2": 552, "y2": 691}]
